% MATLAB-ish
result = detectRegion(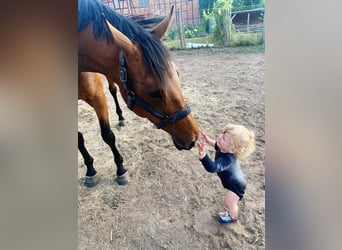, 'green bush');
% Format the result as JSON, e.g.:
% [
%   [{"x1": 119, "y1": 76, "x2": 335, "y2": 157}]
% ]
[
  {"x1": 184, "y1": 25, "x2": 206, "y2": 38},
  {"x1": 166, "y1": 25, "x2": 208, "y2": 41},
  {"x1": 167, "y1": 28, "x2": 178, "y2": 40},
  {"x1": 230, "y1": 32, "x2": 263, "y2": 46},
  {"x1": 202, "y1": 0, "x2": 233, "y2": 46},
  {"x1": 184, "y1": 27, "x2": 194, "y2": 38}
]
